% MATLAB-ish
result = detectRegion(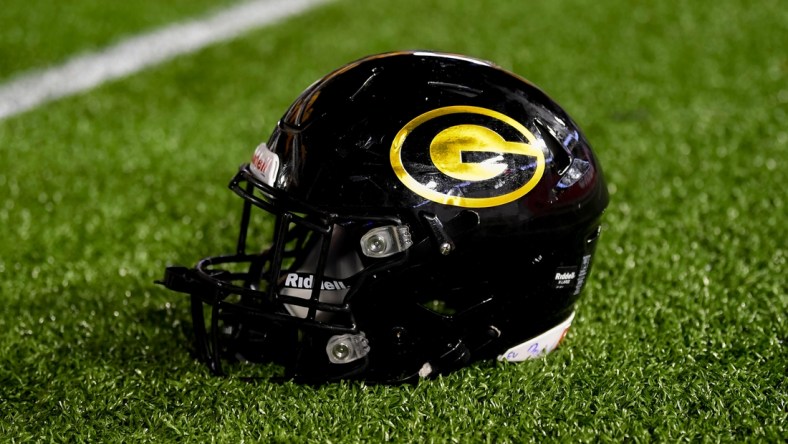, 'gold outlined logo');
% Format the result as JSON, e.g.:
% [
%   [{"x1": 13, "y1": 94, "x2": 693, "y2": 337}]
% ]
[{"x1": 390, "y1": 106, "x2": 545, "y2": 208}]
